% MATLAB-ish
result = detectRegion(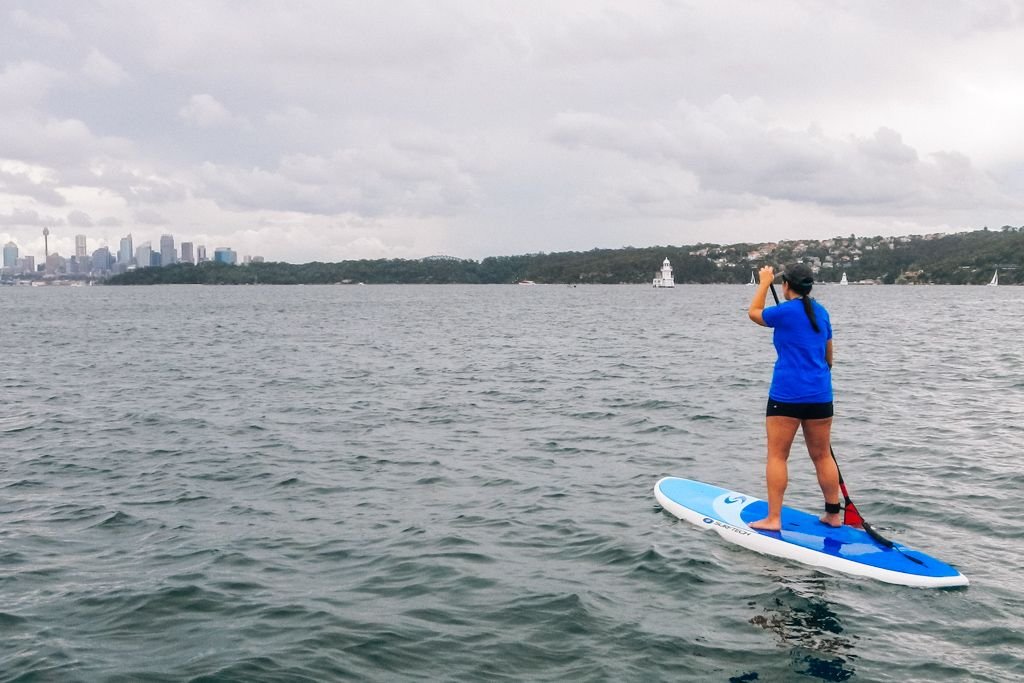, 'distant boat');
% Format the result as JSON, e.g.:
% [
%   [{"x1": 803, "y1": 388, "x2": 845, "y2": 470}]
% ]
[
  {"x1": 652, "y1": 257, "x2": 675, "y2": 288},
  {"x1": 747, "y1": 270, "x2": 756, "y2": 286},
  {"x1": 988, "y1": 270, "x2": 998, "y2": 286},
  {"x1": 517, "y1": 280, "x2": 536, "y2": 285},
  {"x1": 840, "y1": 272, "x2": 849, "y2": 286}
]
